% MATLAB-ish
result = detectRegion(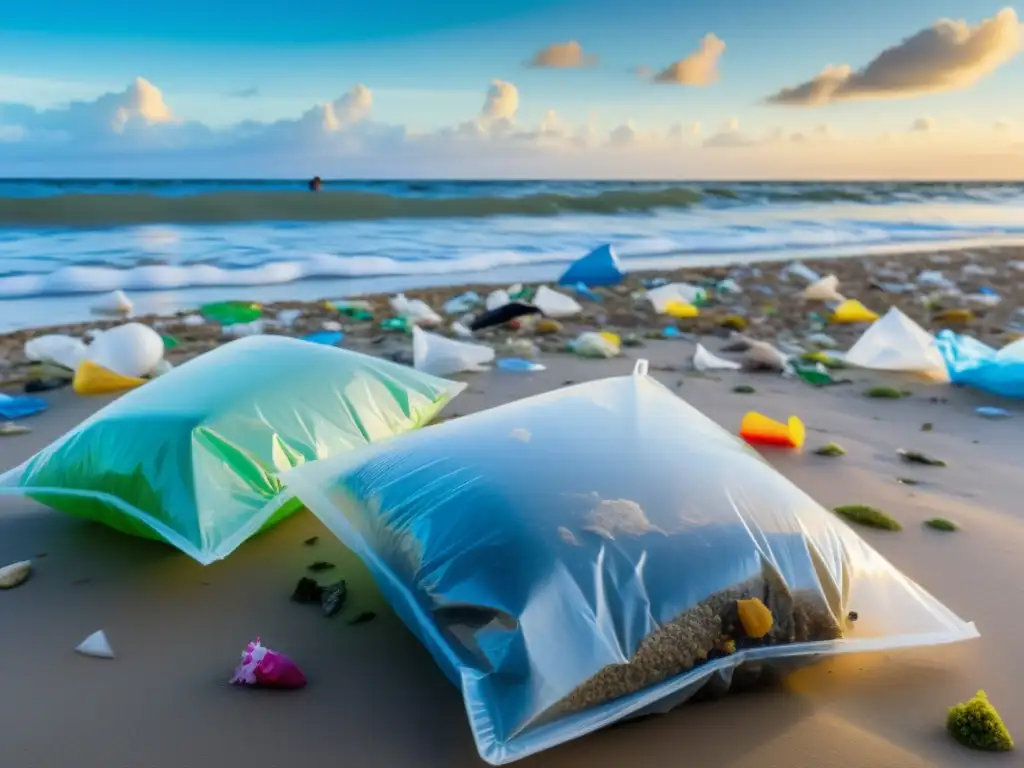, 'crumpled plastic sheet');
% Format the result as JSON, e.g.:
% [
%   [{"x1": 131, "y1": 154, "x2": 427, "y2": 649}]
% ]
[
  {"x1": 936, "y1": 330, "x2": 1024, "y2": 398},
  {"x1": 283, "y1": 359, "x2": 978, "y2": 764},
  {"x1": 0, "y1": 335, "x2": 464, "y2": 564}
]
